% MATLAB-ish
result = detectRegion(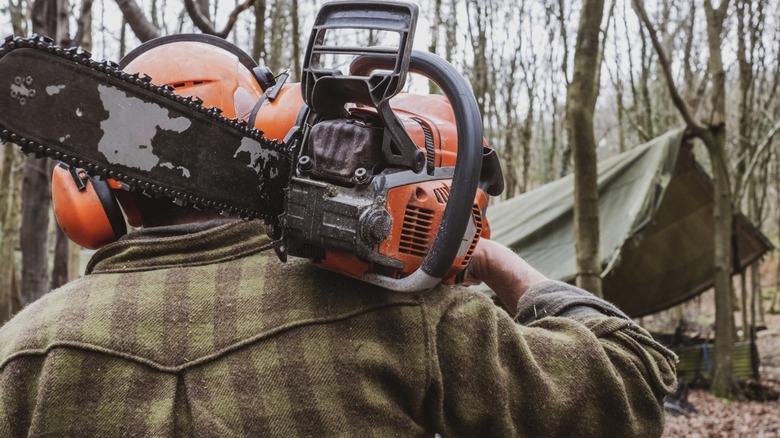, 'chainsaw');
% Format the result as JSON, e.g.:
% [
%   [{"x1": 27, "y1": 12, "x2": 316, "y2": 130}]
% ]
[{"x1": 0, "y1": 1, "x2": 503, "y2": 292}]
